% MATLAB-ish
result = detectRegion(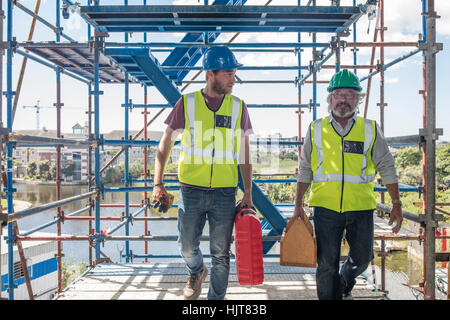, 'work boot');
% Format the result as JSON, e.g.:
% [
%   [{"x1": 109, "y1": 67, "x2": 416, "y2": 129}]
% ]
[
  {"x1": 184, "y1": 265, "x2": 208, "y2": 300},
  {"x1": 342, "y1": 292, "x2": 353, "y2": 300}
]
